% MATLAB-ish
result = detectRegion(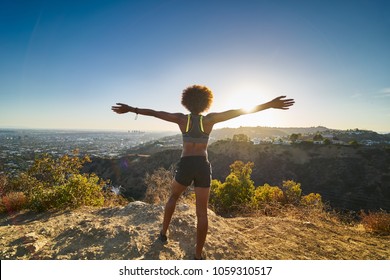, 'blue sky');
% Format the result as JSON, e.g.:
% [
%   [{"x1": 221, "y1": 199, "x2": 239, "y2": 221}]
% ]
[{"x1": 1, "y1": 0, "x2": 389, "y2": 132}]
